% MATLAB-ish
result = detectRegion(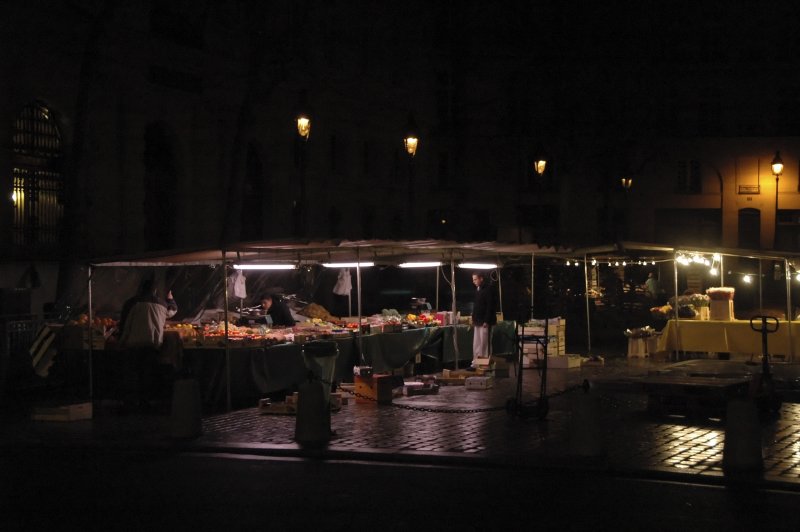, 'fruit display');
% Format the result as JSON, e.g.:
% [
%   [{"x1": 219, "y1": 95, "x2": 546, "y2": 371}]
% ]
[
  {"x1": 188, "y1": 321, "x2": 287, "y2": 347},
  {"x1": 299, "y1": 303, "x2": 340, "y2": 323},
  {"x1": 405, "y1": 313, "x2": 442, "y2": 328},
  {"x1": 650, "y1": 304, "x2": 673, "y2": 319},
  {"x1": 67, "y1": 314, "x2": 117, "y2": 331}
]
